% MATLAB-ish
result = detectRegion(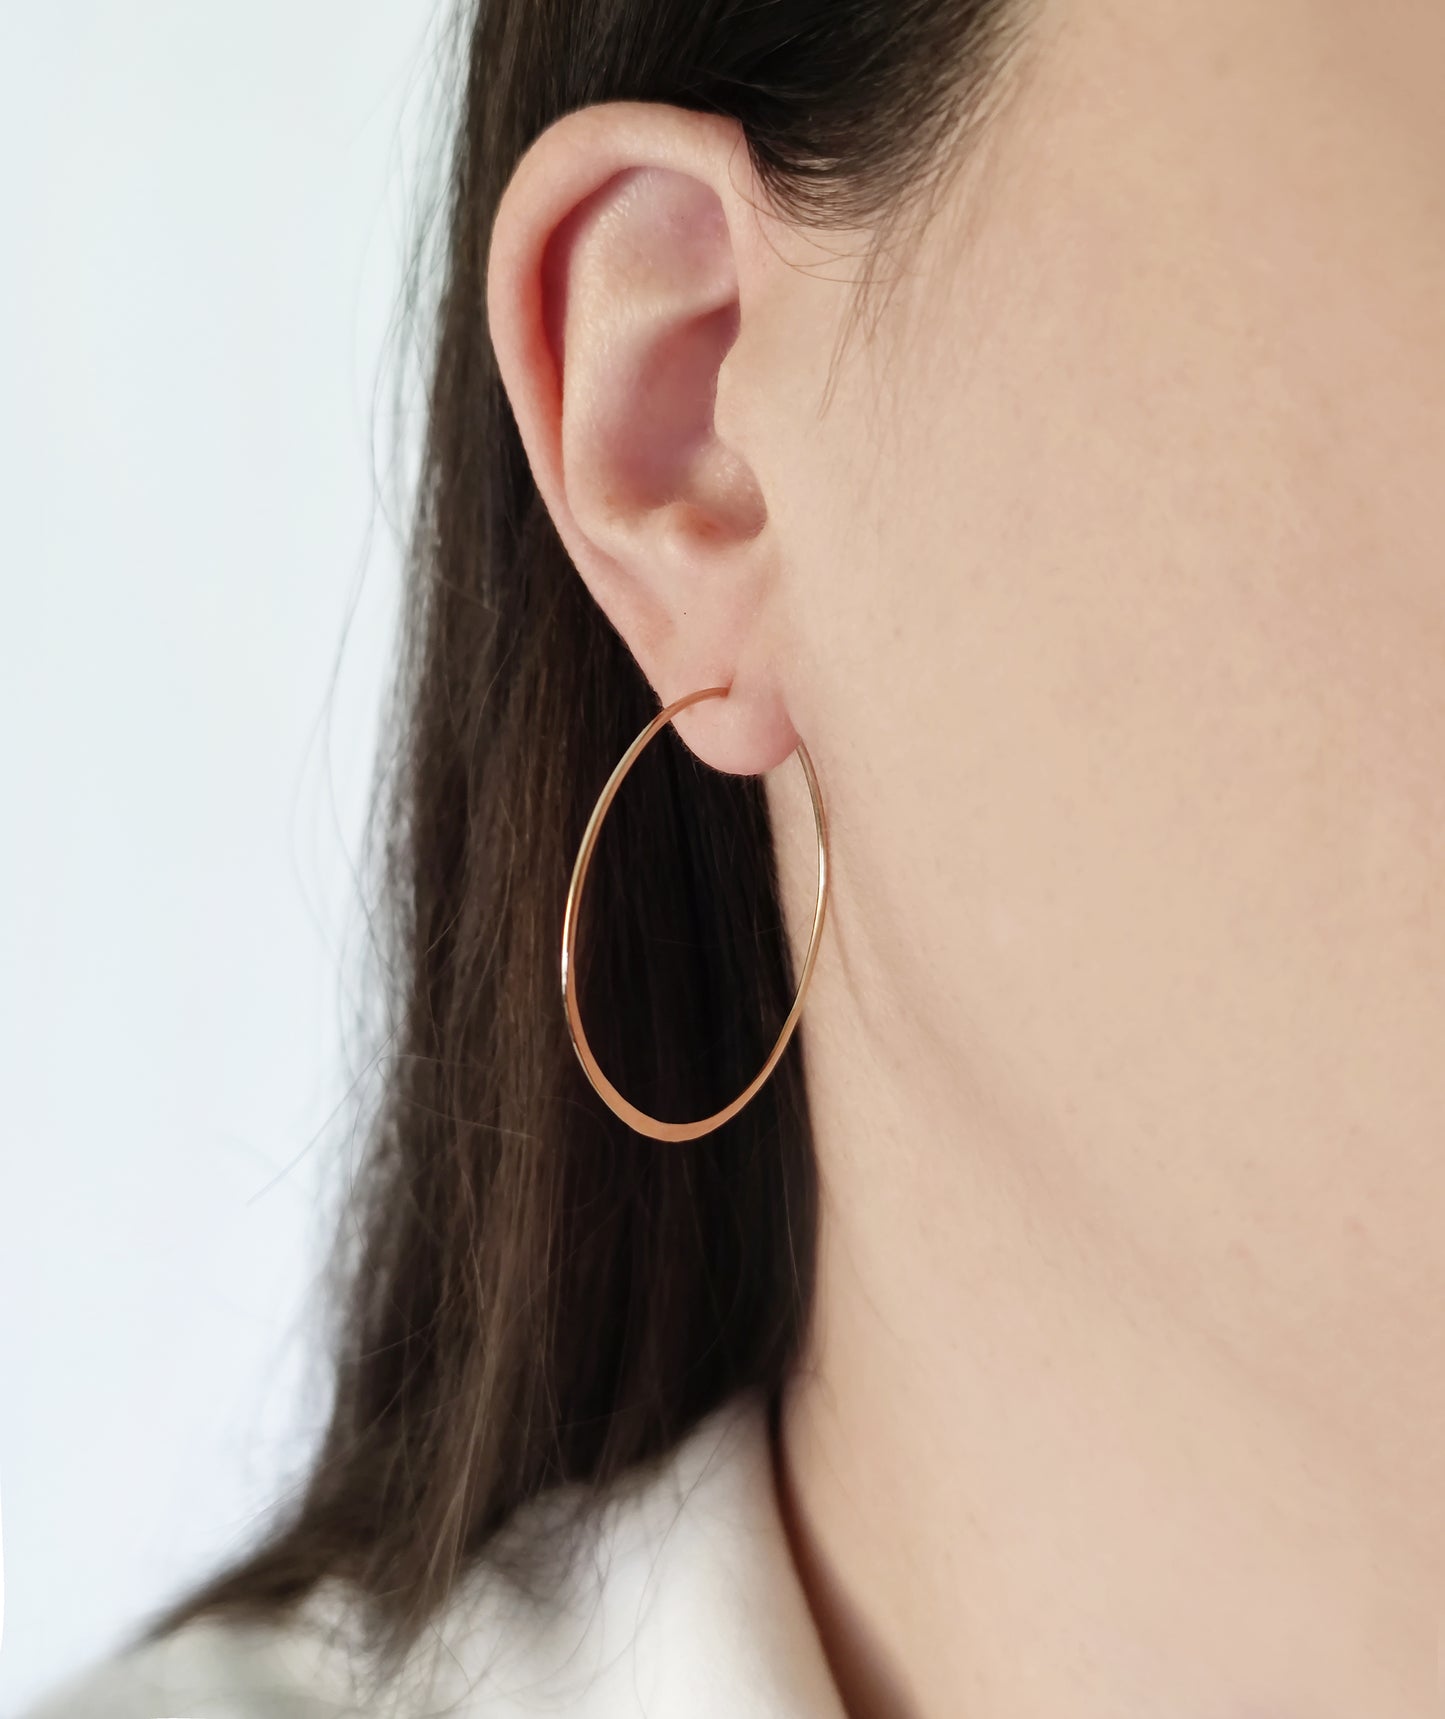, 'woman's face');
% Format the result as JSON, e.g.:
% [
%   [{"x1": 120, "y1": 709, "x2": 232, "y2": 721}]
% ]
[{"x1": 761, "y1": 0, "x2": 1445, "y2": 1505}]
